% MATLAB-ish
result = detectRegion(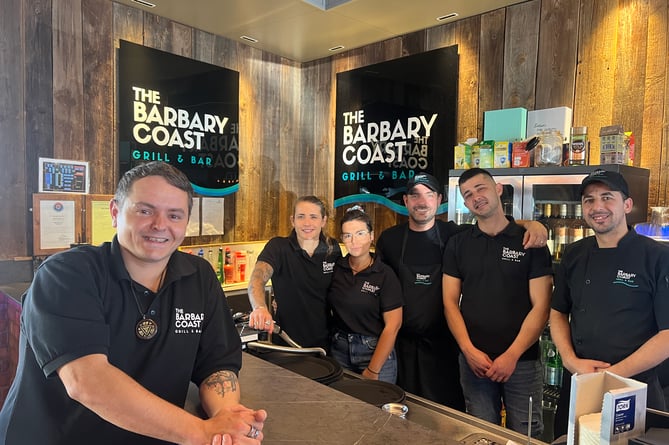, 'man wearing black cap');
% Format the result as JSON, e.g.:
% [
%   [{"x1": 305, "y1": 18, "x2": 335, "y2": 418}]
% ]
[
  {"x1": 550, "y1": 169, "x2": 669, "y2": 438},
  {"x1": 376, "y1": 172, "x2": 547, "y2": 410}
]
